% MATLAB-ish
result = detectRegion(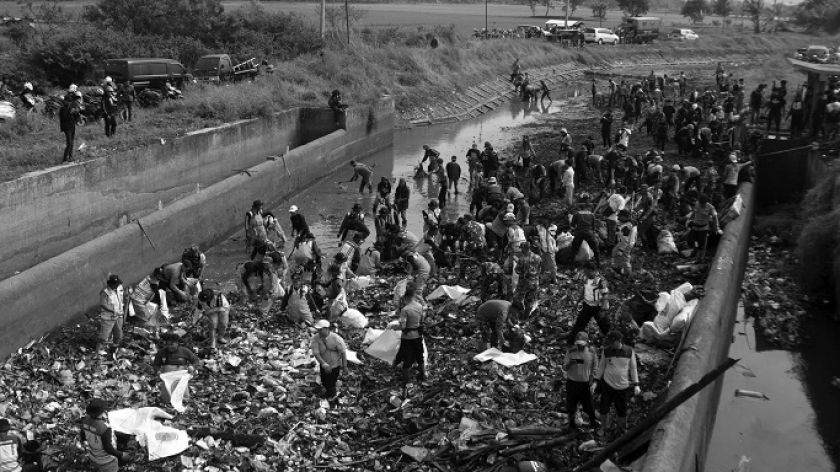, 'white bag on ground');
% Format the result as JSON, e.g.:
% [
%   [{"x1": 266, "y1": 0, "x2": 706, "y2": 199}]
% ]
[
  {"x1": 348, "y1": 276, "x2": 372, "y2": 292},
  {"x1": 364, "y1": 329, "x2": 402, "y2": 364},
  {"x1": 670, "y1": 298, "x2": 699, "y2": 333},
  {"x1": 654, "y1": 290, "x2": 686, "y2": 331},
  {"x1": 657, "y1": 230, "x2": 678, "y2": 254},
  {"x1": 576, "y1": 240, "x2": 594, "y2": 262},
  {"x1": 159, "y1": 370, "x2": 191, "y2": 413},
  {"x1": 556, "y1": 232, "x2": 574, "y2": 251},
  {"x1": 108, "y1": 407, "x2": 188, "y2": 461},
  {"x1": 340, "y1": 308, "x2": 368, "y2": 328},
  {"x1": 363, "y1": 328, "x2": 384, "y2": 344},
  {"x1": 144, "y1": 420, "x2": 190, "y2": 461},
  {"x1": 427, "y1": 285, "x2": 471, "y2": 302},
  {"x1": 641, "y1": 321, "x2": 671, "y2": 341}
]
